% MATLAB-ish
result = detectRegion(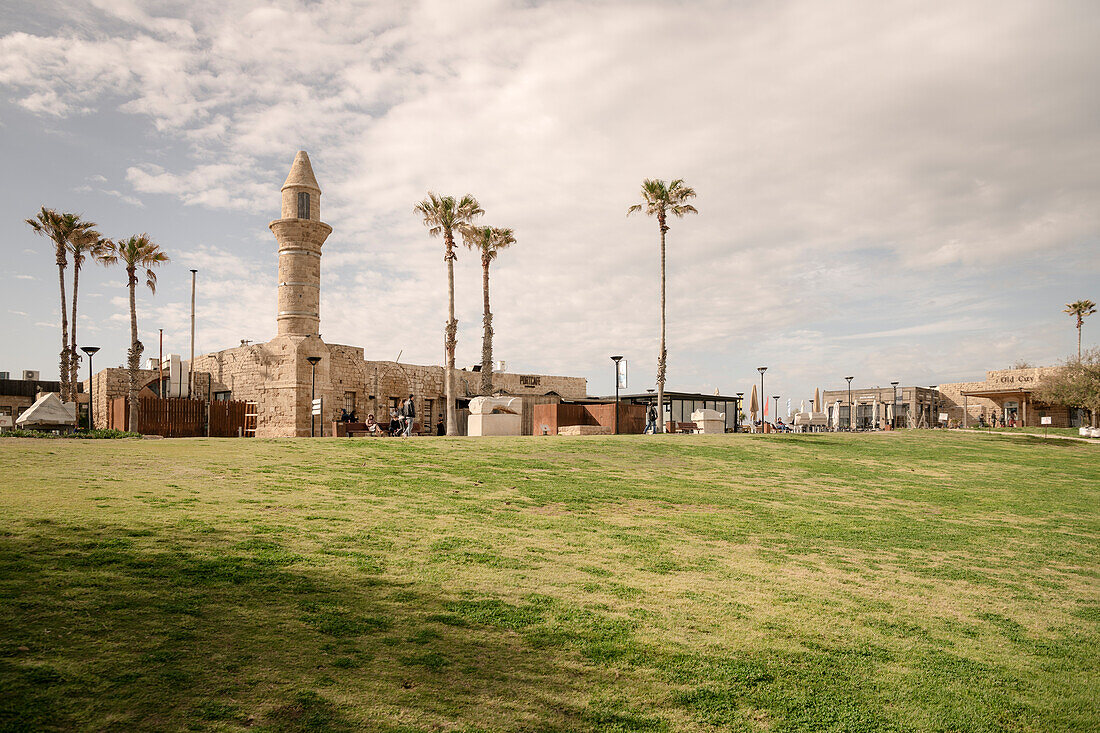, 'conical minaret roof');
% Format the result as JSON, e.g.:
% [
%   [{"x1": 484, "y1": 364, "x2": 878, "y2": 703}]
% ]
[{"x1": 281, "y1": 150, "x2": 320, "y2": 192}]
